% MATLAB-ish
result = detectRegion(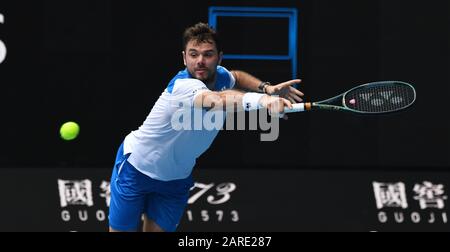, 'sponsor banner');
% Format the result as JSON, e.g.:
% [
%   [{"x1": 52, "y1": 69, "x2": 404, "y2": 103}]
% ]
[{"x1": 0, "y1": 168, "x2": 448, "y2": 231}]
